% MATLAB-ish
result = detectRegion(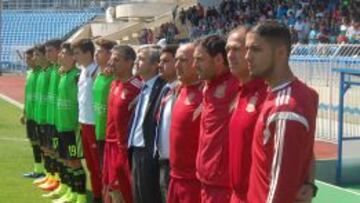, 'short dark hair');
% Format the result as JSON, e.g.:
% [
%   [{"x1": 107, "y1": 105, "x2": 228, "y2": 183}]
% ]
[
  {"x1": 112, "y1": 45, "x2": 136, "y2": 62},
  {"x1": 61, "y1": 43, "x2": 73, "y2": 55},
  {"x1": 198, "y1": 35, "x2": 228, "y2": 65},
  {"x1": 33, "y1": 44, "x2": 46, "y2": 55},
  {"x1": 250, "y1": 20, "x2": 291, "y2": 56},
  {"x1": 95, "y1": 39, "x2": 117, "y2": 51},
  {"x1": 25, "y1": 48, "x2": 34, "y2": 55},
  {"x1": 71, "y1": 38, "x2": 95, "y2": 57},
  {"x1": 161, "y1": 44, "x2": 179, "y2": 57},
  {"x1": 45, "y1": 39, "x2": 63, "y2": 50}
]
